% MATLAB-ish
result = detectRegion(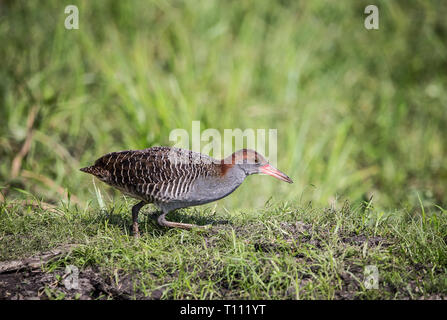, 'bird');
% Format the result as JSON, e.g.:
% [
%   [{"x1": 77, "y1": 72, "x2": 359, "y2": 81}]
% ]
[{"x1": 80, "y1": 147, "x2": 293, "y2": 236}]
